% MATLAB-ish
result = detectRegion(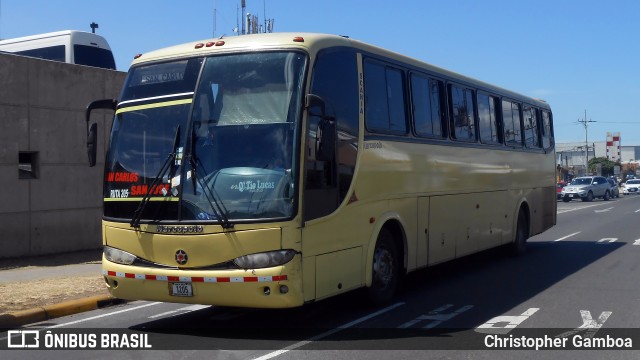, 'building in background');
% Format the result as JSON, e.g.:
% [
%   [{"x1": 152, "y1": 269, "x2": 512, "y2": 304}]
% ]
[{"x1": 556, "y1": 134, "x2": 640, "y2": 180}]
